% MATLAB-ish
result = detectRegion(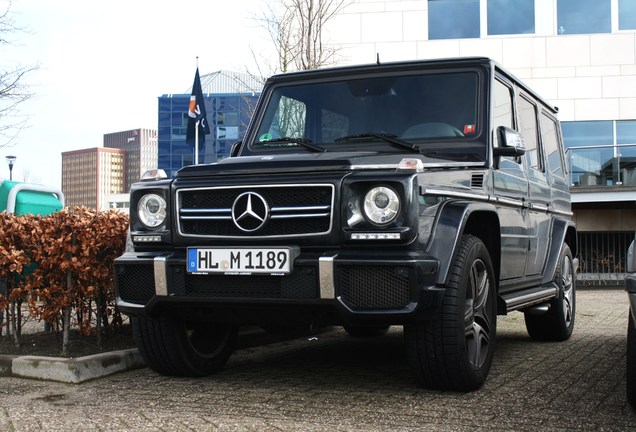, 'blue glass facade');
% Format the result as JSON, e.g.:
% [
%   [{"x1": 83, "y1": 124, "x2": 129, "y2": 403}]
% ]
[{"x1": 157, "y1": 93, "x2": 259, "y2": 178}]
